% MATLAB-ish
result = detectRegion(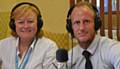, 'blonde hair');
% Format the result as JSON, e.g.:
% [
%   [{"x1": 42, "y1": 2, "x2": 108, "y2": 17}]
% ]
[
  {"x1": 75, "y1": 2, "x2": 98, "y2": 17},
  {"x1": 11, "y1": 4, "x2": 40, "y2": 19}
]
